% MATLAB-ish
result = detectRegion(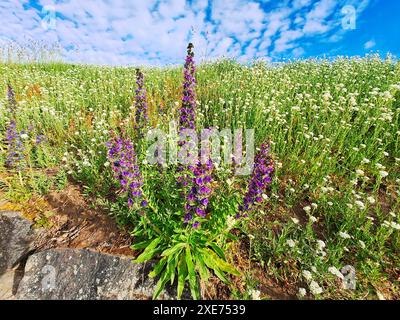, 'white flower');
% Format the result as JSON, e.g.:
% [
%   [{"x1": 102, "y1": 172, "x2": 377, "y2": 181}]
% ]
[
  {"x1": 310, "y1": 216, "x2": 317, "y2": 223},
  {"x1": 303, "y1": 206, "x2": 311, "y2": 213},
  {"x1": 302, "y1": 270, "x2": 313, "y2": 281},
  {"x1": 355, "y1": 169, "x2": 364, "y2": 176},
  {"x1": 249, "y1": 289, "x2": 261, "y2": 300},
  {"x1": 226, "y1": 216, "x2": 236, "y2": 229},
  {"x1": 311, "y1": 266, "x2": 317, "y2": 273},
  {"x1": 359, "y1": 240, "x2": 366, "y2": 249},
  {"x1": 309, "y1": 281, "x2": 323, "y2": 295},
  {"x1": 367, "y1": 196, "x2": 375, "y2": 204},
  {"x1": 390, "y1": 222, "x2": 400, "y2": 230},
  {"x1": 20, "y1": 133, "x2": 29, "y2": 140},
  {"x1": 316, "y1": 240, "x2": 326, "y2": 251},
  {"x1": 291, "y1": 217, "x2": 300, "y2": 224},
  {"x1": 362, "y1": 158, "x2": 370, "y2": 164},
  {"x1": 328, "y1": 266, "x2": 344, "y2": 279},
  {"x1": 339, "y1": 231, "x2": 351, "y2": 239},
  {"x1": 311, "y1": 203, "x2": 318, "y2": 209},
  {"x1": 298, "y1": 288, "x2": 307, "y2": 298},
  {"x1": 355, "y1": 200, "x2": 365, "y2": 210},
  {"x1": 286, "y1": 239, "x2": 296, "y2": 248},
  {"x1": 262, "y1": 193, "x2": 269, "y2": 200},
  {"x1": 104, "y1": 161, "x2": 110, "y2": 167},
  {"x1": 379, "y1": 171, "x2": 388, "y2": 178},
  {"x1": 376, "y1": 163, "x2": 384, "y2": 169}
]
